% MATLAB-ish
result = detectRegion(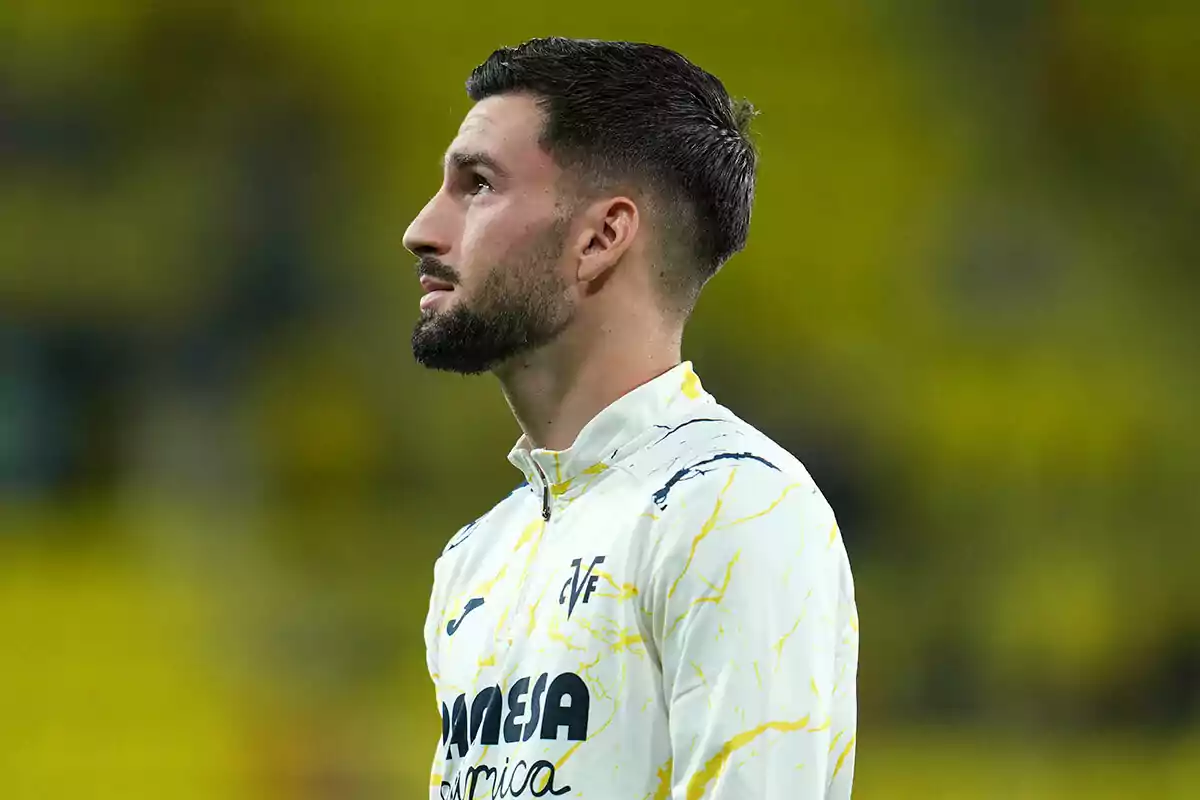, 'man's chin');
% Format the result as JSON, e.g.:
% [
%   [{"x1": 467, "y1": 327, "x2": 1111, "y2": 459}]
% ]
[
  {"x1": 410, "y1": 304, "x2": 563, "y2": 376},
  {"x1": 411, "y1": 329, "x2": 505, "y2": 376},
  {"x1": 413, "y1": 358, "x2": 493, "y2": 376}
]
